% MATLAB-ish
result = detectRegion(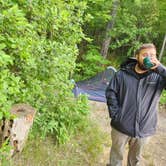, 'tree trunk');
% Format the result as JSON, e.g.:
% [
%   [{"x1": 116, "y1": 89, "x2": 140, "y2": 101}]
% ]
[
  {"x1": 159, "y1": 34, "x2": 166, "y2": 61},
  {"x1": 101, "y1": 0, "x2": 119, "y2": 59},
  {"x1": 1, "y1": 104, "x2": 36, "y2": 156}
]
